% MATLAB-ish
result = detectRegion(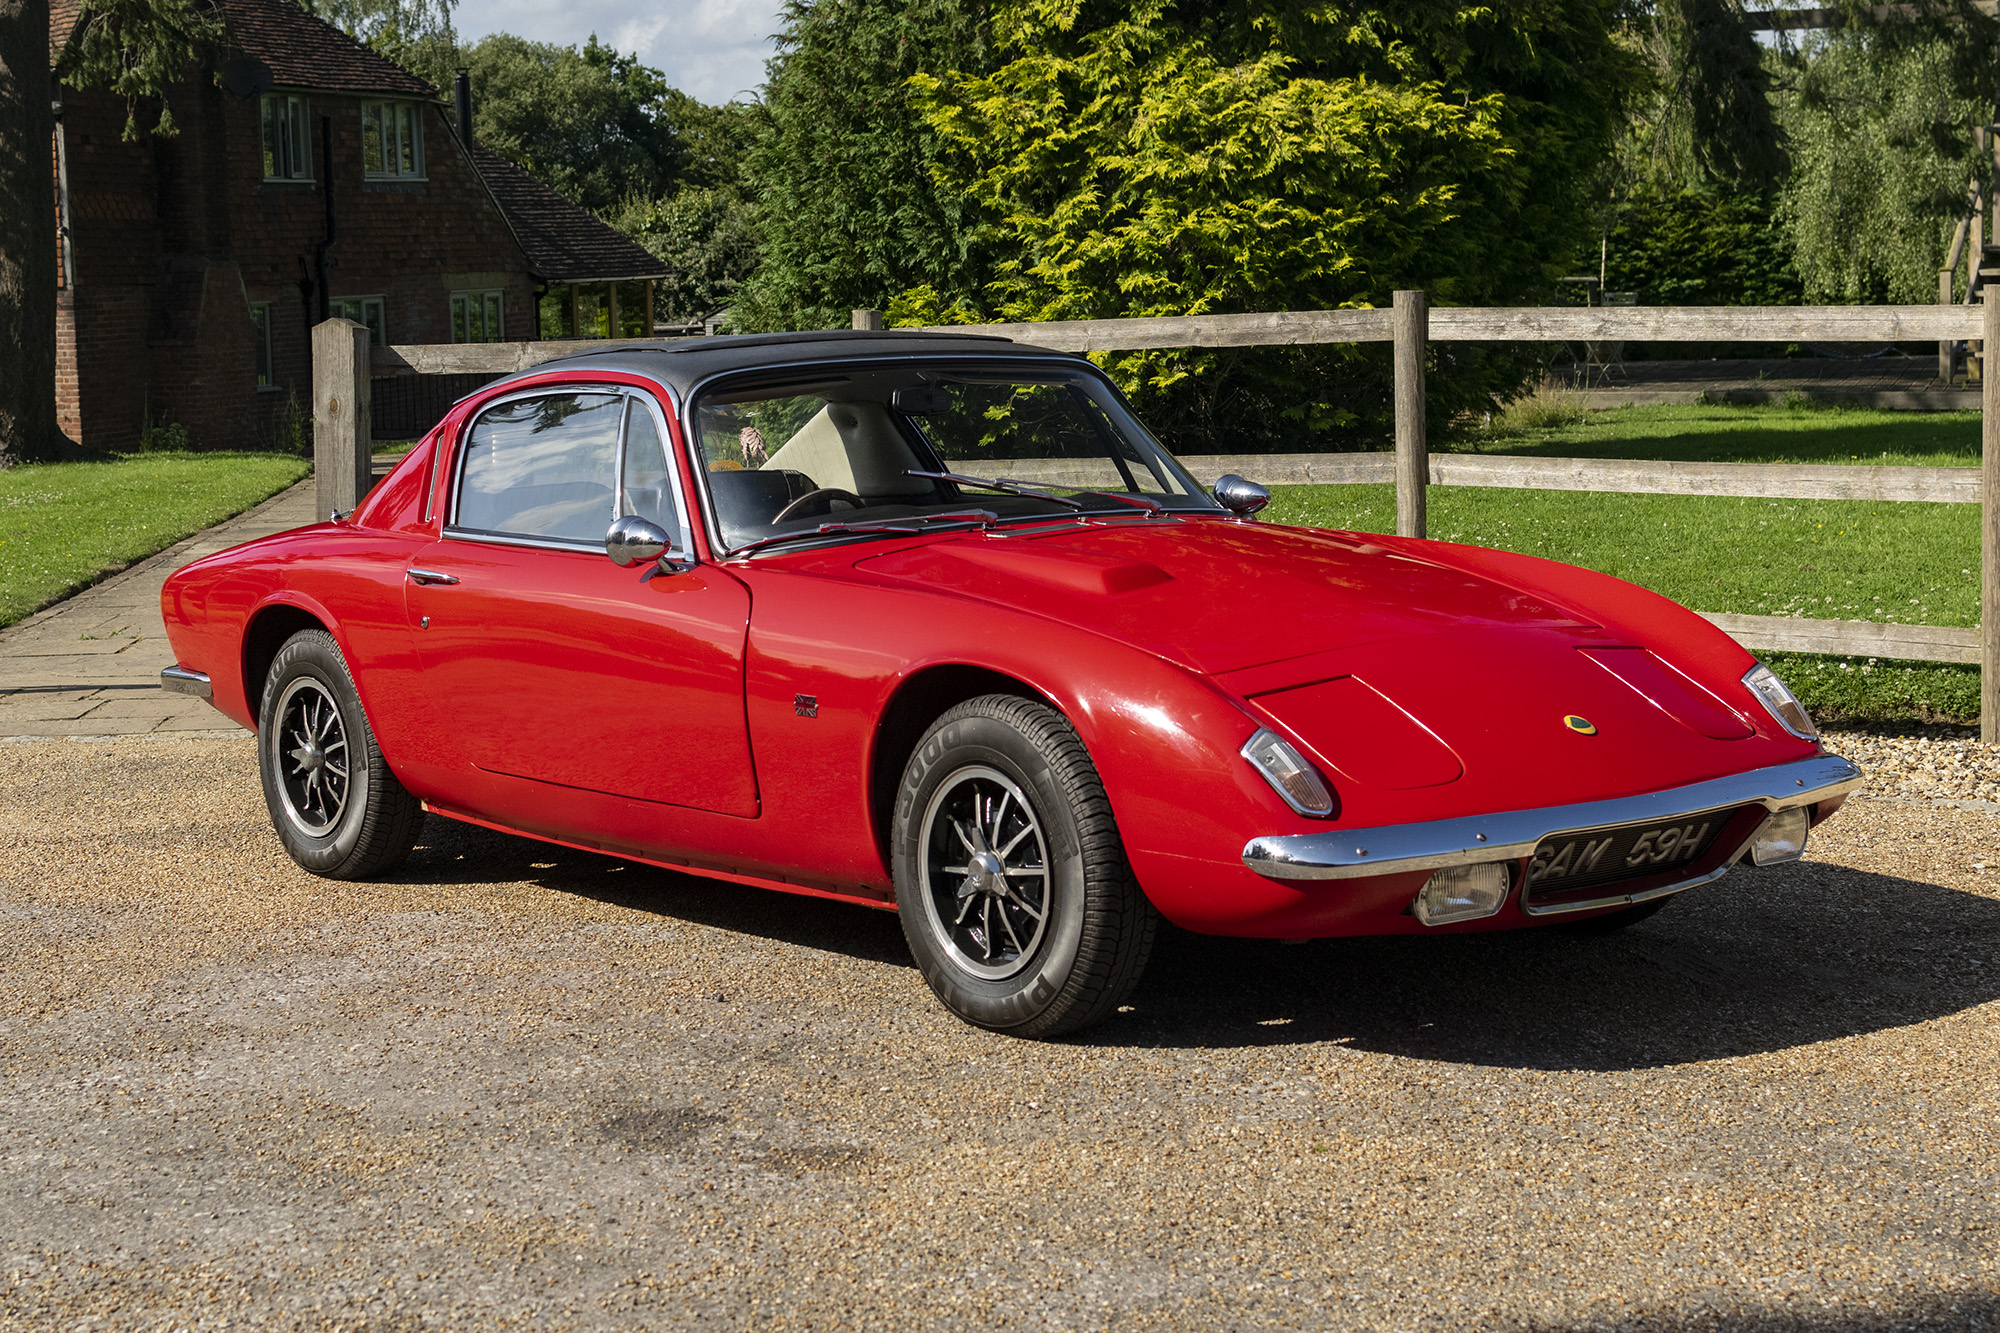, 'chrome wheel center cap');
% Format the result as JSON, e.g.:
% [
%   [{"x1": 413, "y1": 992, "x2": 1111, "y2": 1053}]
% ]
[
  {"x1": 969, "y1": 850, "x2": 1006, "y2": 895},
  {"x1": 298, "y1": 744, "x2": 324, "y2": 773}
]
